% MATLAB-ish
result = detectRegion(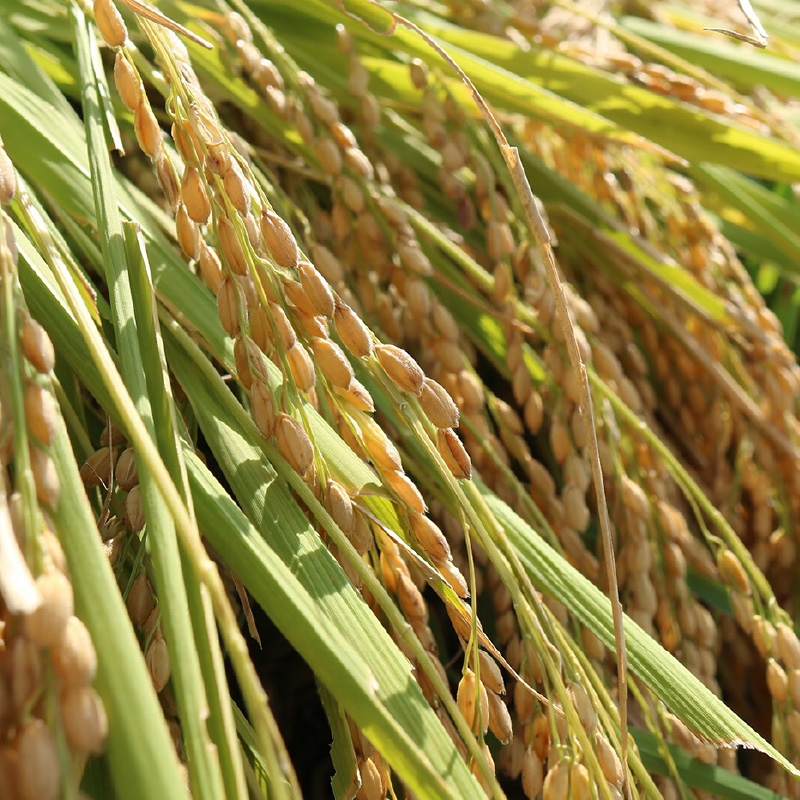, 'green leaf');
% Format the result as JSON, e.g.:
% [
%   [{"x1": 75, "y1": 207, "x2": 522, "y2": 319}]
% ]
[
  {"x1": 482, "y1": 484, "x2": 799, "y2": 780},
  {"x1": 254, "y1": 0, "x2": 673, "y2": 154},
  {"x1": 319, "y1": 684, "x2": 360, "y2": 800},
  {"x1": 633, "y1": 728, "x2": 787, "y2": 800},
  {"x1": 72, "y1": 11, "x2": 230, "y2": 800},
  {"x1": 164, "y1": 325, "x2": 488, "y2": 800},
  {"x1": 620, "y1": 15, "x2": 800, "y2": 96},
  {"x1": 415, "y1": 16, "x2": 800, "y2": 181},
  {"x1": 50, "y1": 414, "x2": 189, "y2": 800},
  {"x1": 696, "y1": 163, "x2": 800, "y2": 279}
]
